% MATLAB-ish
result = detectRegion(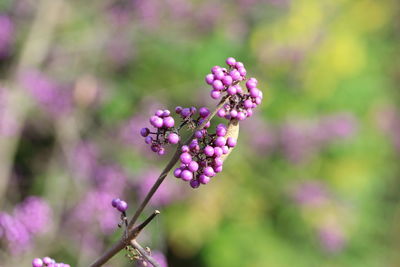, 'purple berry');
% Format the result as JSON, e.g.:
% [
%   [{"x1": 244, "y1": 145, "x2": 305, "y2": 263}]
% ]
[
  {"x1": 198, "y1": 118, "x2": 211, "y2": 128},
  {"x1": 42, "y1": 257, "x2": 52, "y2": 265},
  {"x1": 204, "y1": 146, "x2": 214, "y2": 157},
  {"x1": 157, "y1": 147, "x2": 165, "y2": 155},
  {"x1": 181, "y1": 145, "x2": 189, "y2": 152},
  {"x1": 211, "y1": 65, "x2": 222, "y2": 74},
  {"x1": 145, "y1": 136, "x2": 153, "y2": 144},
  {"x1": 246, "y1": 109, "x2": 253, "y2": 117},
  {"x1": 175, "y1": 106, "x2": 183, "y2": 114},
  {"x1": 190, "y1": 106, "x2": 197, "y2": 114},
  {"x1": 222, "y1": 75, "x2": 233, "y2": 86},
  {"x1": 217, "y1": 108, "x2": 226, "y2": 117},
  {"x1": 229, "y1": 70, "x2": 241, "y2": 81},
  {"x1": 32, "y1": 258, "x2": 43, "y2": 267},
  {"x1": 235, "y1": 62, "x2": 244, "y2": 68},
  {"x1": 199, "y1": 174, "x2": 211, "y2": 184},
  {"x1": 214, "y1": 157, "x2": 223, "y2": 167},
  {"x1": 150, "y1": 144, "x2": 160, "y2": 152},
  {"x1": 195, "y1": 130, "x2": 204, "y2": 139},
  {"x1": 111, "y1": 198, "x2": 121, "y2": 208},
  {"x1": 211, "y1": 90, "x2": 221, "y2": 99},
  {"x1": 180, "y1": 152, "x2": 192, "y2": 164},
  {"x1": 230, "y1": 109, "x2": 238, "y2": 118},
  {"x1": 214, "y1": 70, "x2": 225, "y2": 80},
  {"x1": 188, "y1": 161, "x2": 199, "y2": 172},
  {"x1": 214, "y1": 147, "x2": 223, "y2": 157},
  {"x1": 246, "y1": 79, "x2": 257, "y2": 89},
  {"x1": 235, "y1": 84, "x2": 243, "y2": 93},
  {"x1": 117, "y1": 200, "x2": 128, "y2": 212},
  {"x1": 155, "y1": 109, "x2": 164, "y2": 117},
  {"x1": 222, "y1": 145, "x2": 229, "y2": 154},
  {"x1": 250, "y1": 88, "x2": 260, "y2": 98},
  {"x1": 216, "y1": 126, "x2": 227, "y2": 137},
  {"x1": 244, "y1": 99, "x2": 253, "y2": 109},
  {"x1": 150, "y1": 116, "x2": 163, "y2": 128},
  {"x1": 140, "y1": 127, "x2": 150, "y2": 137},
  {"x1": 238, "y1": 67, "x2": 247, "y2": 76},
  {"x1": 181, "y1": 170, "x2": 193, "y2": 181},
  {"x1": 204, "y1": 166, "x2": 215, "y2": 177},
  {"x1": 190, "y1": 179, "x2": 200, "y2": 188},
  {"x1": 181, "y1": 108, "x2": 191, "y2": 117},
  {"x1": 199, "y1": 107, "x2": 210, "y2": 118},
  {"x1": 214, "y1": 137, "x2": 226, "y2": 147},
  {"x1": 226, "y1": 57, "x2": 236, "y2": 66},
  {"x1": 227, "y1": 86, "x2": 237, "y2": 95},
  {"x1": 162, "y1": 110, "x2": 171, "y2": 117},
  {"x1": 174, "y1": 168, "x2": 182, "y2": 178},
  {"x1": 163, "y1": 116, "x2": 175, "y2": 128},
  {"x1": 212, "y1": 80, "x2": 224, "y2": 91},
  {"x1": 227, "y1": 137, "x2": 237, "y2": 147},
  {"x1": 237, "y1": 112, "x2": 246, "y2": 121},
  {"x1": 205, "y1": 74, "x2": 214, "y2": 85},
  {"x1": 214, "y1": 166, "x2": 223, "y2": 173},
  {"x1": 168, "y1": 133, "x2": 180, "y2": 144}
]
